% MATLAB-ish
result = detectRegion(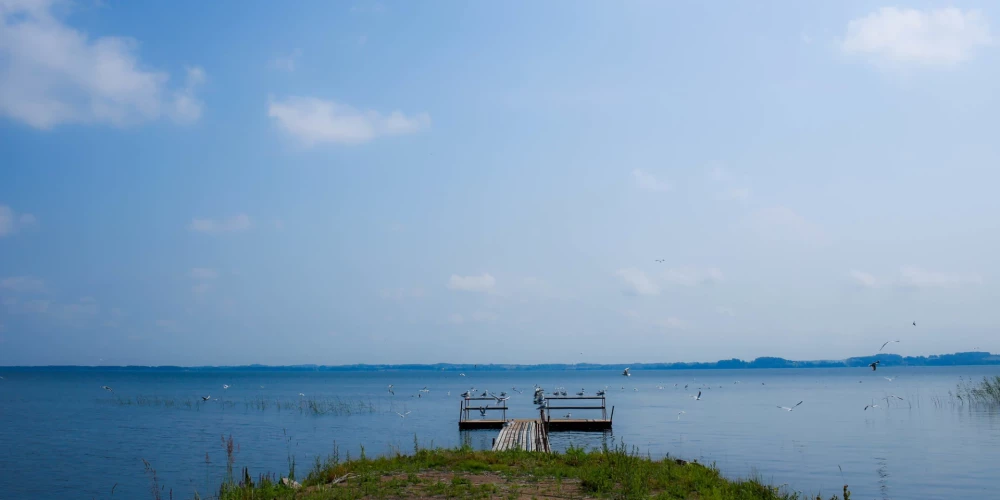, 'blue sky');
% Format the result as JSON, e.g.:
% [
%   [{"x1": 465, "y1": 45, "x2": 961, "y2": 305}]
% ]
[{"x1": 2, "y1": 0, "x2": 999, "y2": 366}]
